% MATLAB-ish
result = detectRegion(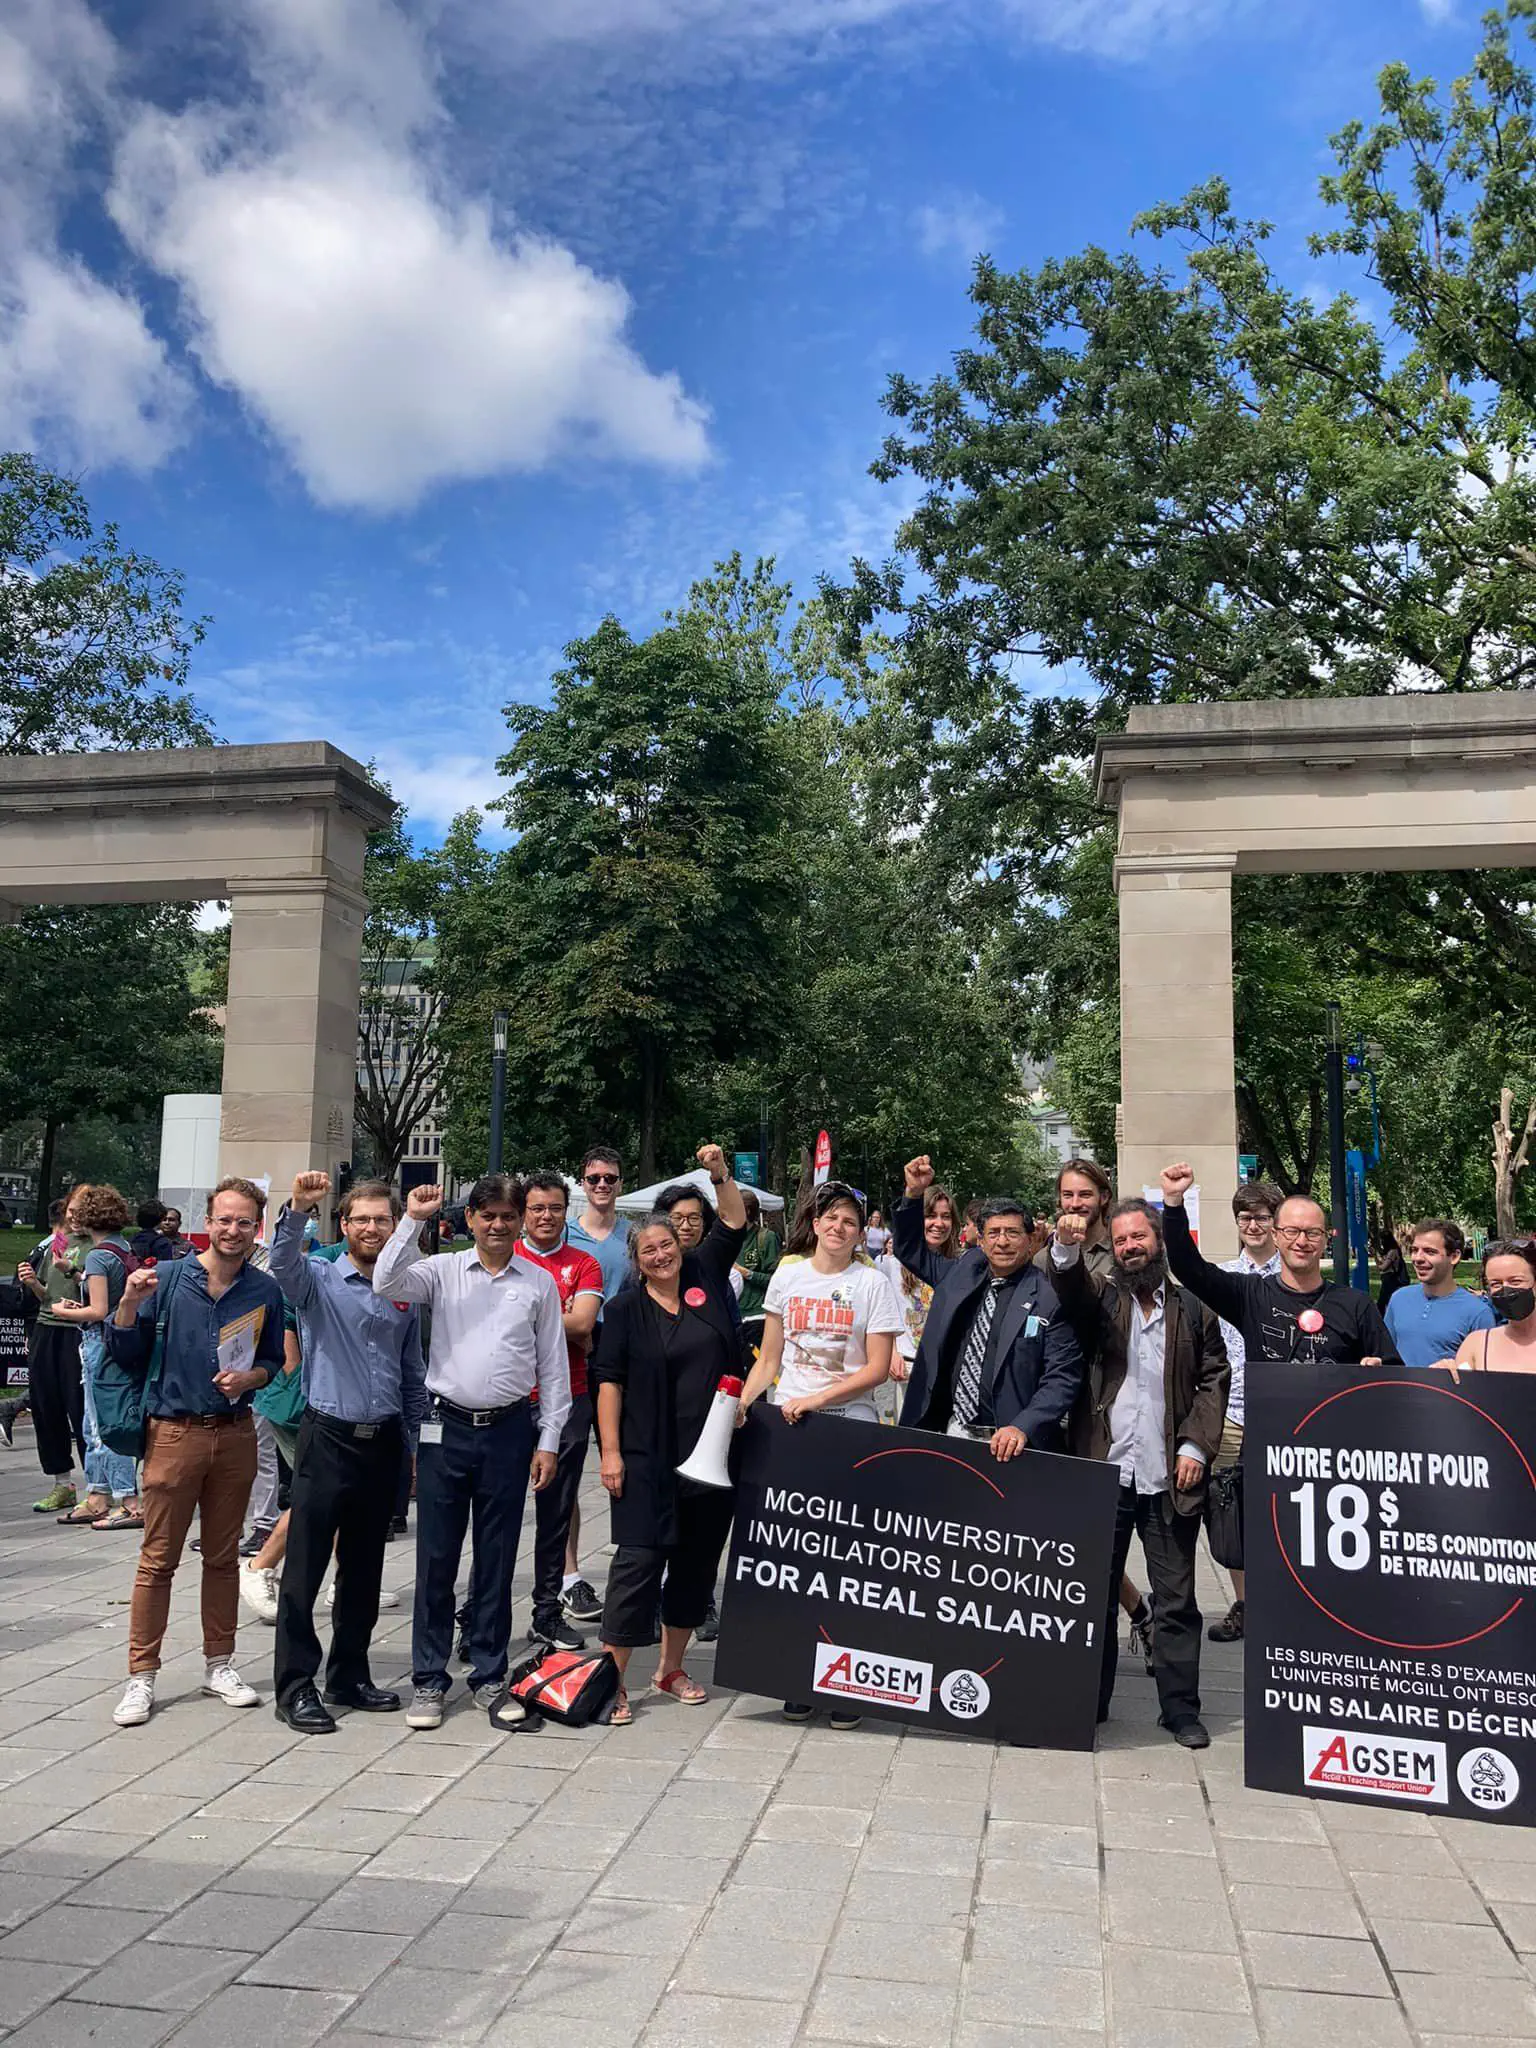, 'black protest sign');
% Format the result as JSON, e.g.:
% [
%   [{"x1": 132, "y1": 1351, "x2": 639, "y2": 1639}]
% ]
[
  {"x1": 714, "y1": 1407, "x2": 1120, "y2": 1748},
  {"x1": 1247, "y1": 1364, "x2": 1536, "y2": 1824},
  {"x1": 0, "y1": 1281, "x2": 27, "y2": 1389}
]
